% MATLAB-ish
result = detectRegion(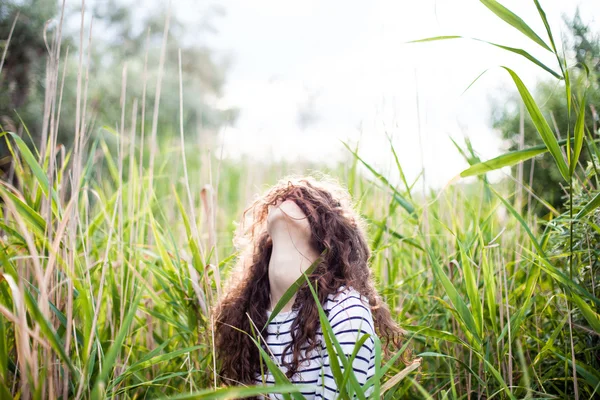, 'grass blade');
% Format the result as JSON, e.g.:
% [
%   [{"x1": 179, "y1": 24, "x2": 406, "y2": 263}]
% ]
[
  {"x1": 91, "y1": 286, "x2": 145, "y2": 398},
  {"x1": 418, "y1": 352, "x2": 483, "y2": 386},
  {"x1": 372, "y1": 336, "x2": 381, "y2": 399},
  {"x1": 409, "y1": 36, "x2": 560, "y2": 78},
  {"x1": 576, "y1": 191, "x2": 600, "y2": 219},
  {"x1": 20, "y1": 281, "x2": 79, "y2": 381},
  {"x1": 479, "y1": 0, "x2": 551, "y2": 51},
  {"x1": 460, "y1": 138, "x2": 573, "y2": 177},
  {"x1": 304, "y1": 275, "x2": 368, "y2": 400},
  {"x1": 478, "y1": 40, "x2": 561, "y2": 79},
  {"x1": 503, "y1": 67, "x2": 570, "y2": 181},
  {"x1": 401, "y1": 325, "x2": 466, "y2": 346},
  {"x1": 3, "y1": 132, "x2": 60, "y2": 212},
  {"x1": 426, "y1": 246, "x2": 481, "y2": 346},
  {"x1": 408, "y1": 35, "x2": 462, "y2": 43},
  {"x1": 570, "y1": 95, "x2": 586, "y2": 175},
  {"x1": 497, "y1": 265, "x2": 540, "y2": 344},
  {"x1": 250, "y1": 336, "x2": 307, "y2": 400},
  {"x1": 554, "y1": 351, "x2": 600, "y2": 391},
  {"x1": 490, "y1": 186, "x2": 544, "y2": 255},
  {"x1": 158, "y1": 384, "x2": 310, "y2": 399},
  {"x1": 522, "y1": 248, "x2": 600, "y2": 307},
  {"x1": 365, "y1": 218, "x2": 423, "y2": 251},
  {"x1": 380, "y1": 361, "x2": 422, "y2": 395},
  {"x1": 457, "y1": 243, "x2": 483, "y2": 339},
  {"x1": 264, "y1": 251, "x2": 324, "y2": 327},
  {"x1": 387, "y1": 133, "x2": 413, "y2": 200},
  {"x1": 571, "y1": 293, "x2": 600, "y2": 333},
  {"x1": 341, "y1": 141, "x2": 415, "y2": 216},
  {"x1": 533, "y1": 0, "x2": 558, "y2": 53}
]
